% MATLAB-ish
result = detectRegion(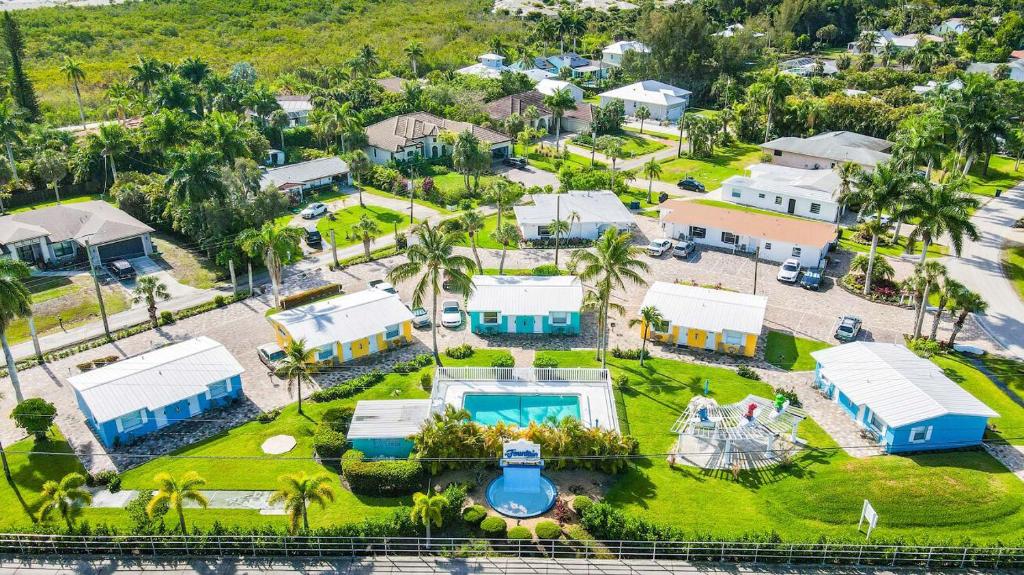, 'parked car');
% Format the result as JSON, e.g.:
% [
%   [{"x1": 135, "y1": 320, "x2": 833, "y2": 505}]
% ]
[
  {"x1": 677, "y1": 177, "x2": 706, "y2": 193},
  {"x1": 647, "y1": 238, "x2": 673, "y2": 257},
  {"x1": 799, "y1": 267, "x2": 823, "y2": 290},
  {"x1": 857, "y1": 212, "x2": 892, "y2": 227},
  {"x1": 672, "y1": 240, "x2": 695, "y2": 259},
  {"x1": 257, "y1": 343, "x2": 285, "y2": 370},
  {"x1": 953, "y1": 344, "x2": 986, "y2": 356},
  {"x1": 369, "y1": 279, "x2": 398, "y2": 294},
  {"x1": 503, "y1": 157, "x2": 528, "y2": 168},
  {"x1": 300, "y1": 202, "x2": 328, "y2": 219},
  {"x1": 408, "y1": 305, "x2": 430, "y2": 328},
  {"x1": 777, "y1": 258, "x2": 801, "y2": 283},
  {"x1": 834, "y1": 315, "x2": 863, "y2": 342},
  {"x1": 441, "y1": 299, "x2": 463, "y2": 328},
  {"x1": 109, "y1": 259, "x2": 137, "y2": 280},
  {"x1": 304, "y1": 229, "x2": 323, "y2": 248}
]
